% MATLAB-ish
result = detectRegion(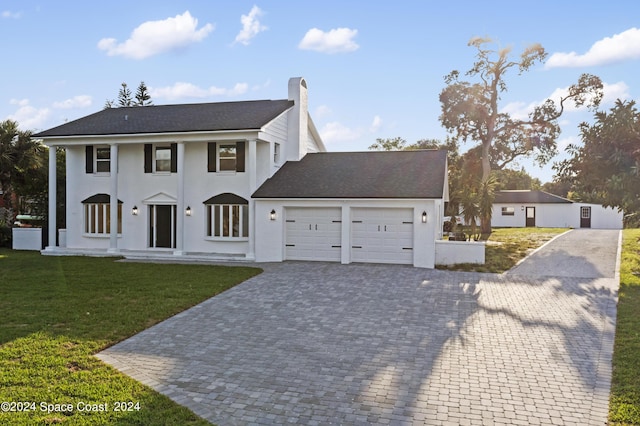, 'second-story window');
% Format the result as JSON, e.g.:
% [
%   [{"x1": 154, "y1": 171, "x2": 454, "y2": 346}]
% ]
[
  {"x1": 95, "y1": 147, "x2": 111, "y2": 173},
  {"x1": 219, "y1": 144, "x2": 236, "y2": 171},
  {"x1": 144, "y1": 143, "x2": 177, "y2": 173},
  {"x1": 207, "y1": 142, "x2": 245, "y2": 173},
  {"x1": 155, "y1": 146, "x2": 171, "y2": 172}
]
